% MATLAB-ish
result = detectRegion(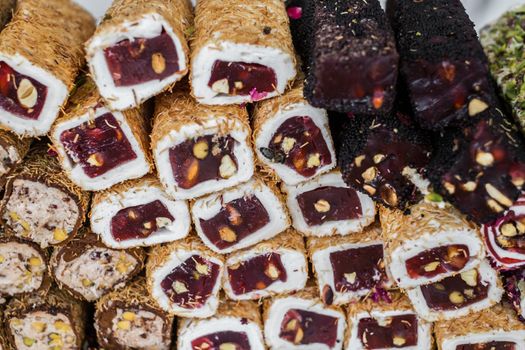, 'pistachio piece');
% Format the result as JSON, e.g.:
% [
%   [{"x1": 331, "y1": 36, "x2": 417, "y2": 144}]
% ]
[
  {"x1": 173, "y1": 280, "x2": 188, "y2": 294},
  {"x1": 219, "y1": 155, "x2": 237, "y2": 178},
  {"x1": 306, "y1": 153, "x2": 321, "y2": 168},
  {"x1": 122, "y1": 311, "x2": 136, "y2": 322},
  {"x1": 53, "y1": 228, "x2": 68, "y2": 242},
  {"x1": 54, "y1": 321, "x2": 71, "y2": 331},
  {"x1": 151, "y1": 53, "x2": 166, "y2": 74},
  {"x1": 81, "y1": 278, "x2": 93, "y2": 287},
  {"x1": 219, "y1": 226, "x2": 237, "y2": 242},
  {"x1": 314, "y1": 199, "x2": 330, "y2": 213},
  {"x1": 392, "y1": 336, "x2": 406, "y2": 346},
  {"x1": 32, "y1": 321, "x2": 46, "y2": 332},
  {"x1": 344, "y1": 272, "x2": 356, "y2": 284},
  {"x1": 281, "y1": 137, "x2": 296, "y2": 154},
  {"x1": 23, "y1": 337, "x2": 35, "y2": 347},
  {"x1": 193, "y1": 140, "x2": 209, "y2": 160},
  {"x1": 423, "y1": 261, "x2": 440, "y2": 272},
  {"x1": 0, "y1": 255, "x2": 4, "y2": 263},
  {"x1": 448, "y1": 291, "x2": 465, "y2": 304},
  {"x1": 196, "y1": 262, "x2": 209, "y2": 275},
  {"x1": 117, "y1": 320, "x2": 131, "y2": 330},
  {"x1": 156, "y1": 217, "x2": 172, "y2": 228},
  {"x1": 17, "y1": 79, "x2": 38, "y2": 109},
  {"x1": 28, "y1": 256, "x2": 42, "y2": 266},
  {"x1": 211, "y1": 79, "x2": 229, "y2": 94}
]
